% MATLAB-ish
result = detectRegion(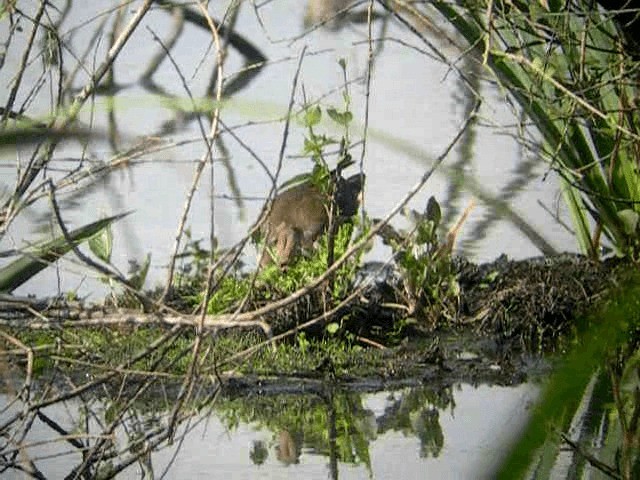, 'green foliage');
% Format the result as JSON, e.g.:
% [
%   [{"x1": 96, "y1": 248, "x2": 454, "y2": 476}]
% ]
[
  {"x1": 386, "y1": 197, "x2": 460, "y2": 325},
  {"x1": 89, "y1": 222, "x2": 114, "y2": 263},
  {"x1": 299, "y1": 59, "x2": 355, "y2": 185},
  {"x1": 206, "y1": 273, "x2": 251, "y2": 314},
  {"x1": 127, "y1": 253, "x2": 151, "y2": 291},
  {"x1": 431, "y1": 1, "x2": 640, "y2": 258},
  {"x1": 0, "y1": 212, "x2": 129, "y2": 293},
  {"x1": 217, "y1": 391, "x2": 374, "y2": 467},
  {"x1": 257, "y1": 221, "x2": 363, "y2": 300},
  {"x1": 252, "y1": 68, "x2": 364, "y2": 331}
]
